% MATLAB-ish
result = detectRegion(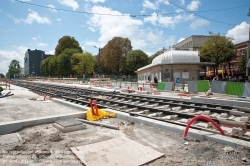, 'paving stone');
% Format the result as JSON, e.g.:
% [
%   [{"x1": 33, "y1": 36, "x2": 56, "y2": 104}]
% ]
[
  {"x1": 0, "y1": 133, "x2": 22, "y2": 147},
  {"x1": 55, "y1": 118, "x2": 82, "y2": 127}
]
